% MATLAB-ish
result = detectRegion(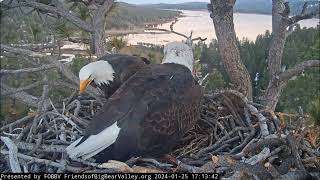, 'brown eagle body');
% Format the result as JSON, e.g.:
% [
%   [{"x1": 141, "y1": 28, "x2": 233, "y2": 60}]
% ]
[
  {"x1": 93, "y1": 54, "x2": 149, "y2": 98},
  {"x1": 67, "y1": 63, "x2": 203, "y2": 162}
]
